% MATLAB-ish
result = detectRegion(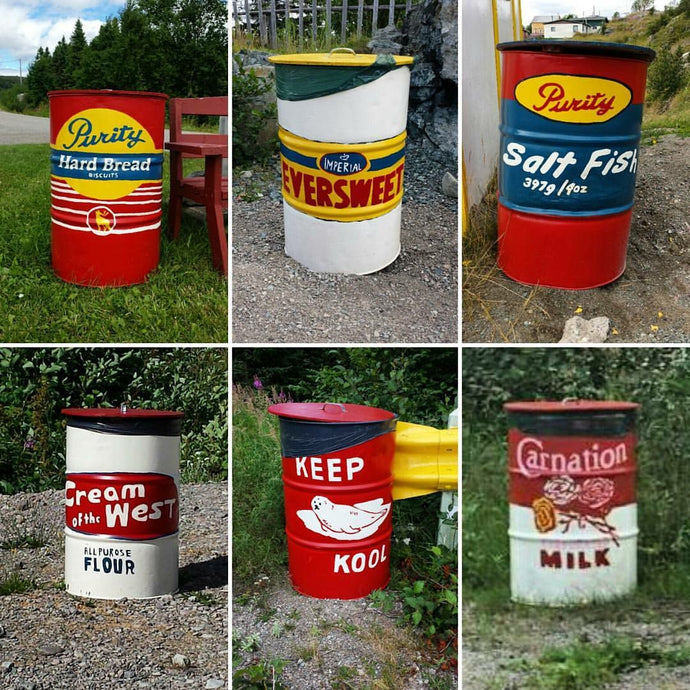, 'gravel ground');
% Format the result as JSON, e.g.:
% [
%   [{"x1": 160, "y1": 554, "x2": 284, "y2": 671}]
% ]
[
  {"x1": 463, "y1": 601, "x2": 690, "y2": 689},
  {"x1": 463, "y1": 134, "x2": 690, "y2": 343},
  {"x1": 233, "y1": 572, "x2": 456, "y2": 689},
  {"x1": 0, "y1": 483, "x2": 228, "y2": 690},
  {"x1": 232, "y1": 141, "x2": 458, "y2": 343}
]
